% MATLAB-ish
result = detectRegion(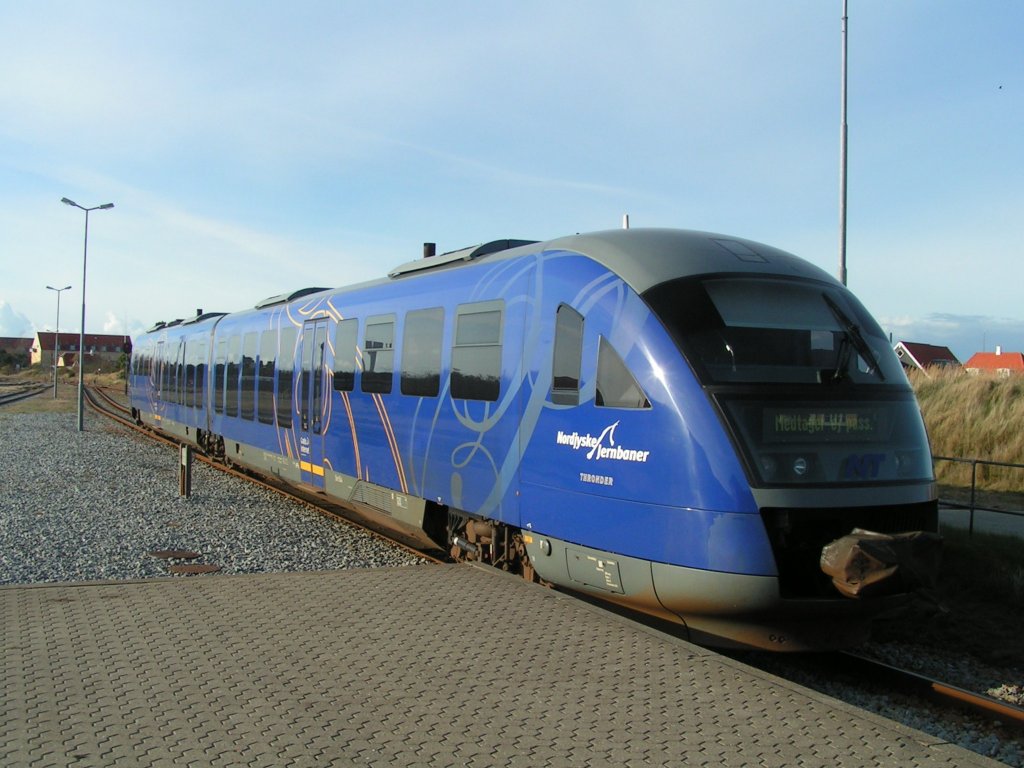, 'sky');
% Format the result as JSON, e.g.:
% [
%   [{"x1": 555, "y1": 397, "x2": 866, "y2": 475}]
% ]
[{"x1": 1, "y1": 1, "x2": 1021, "y2": 363}]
